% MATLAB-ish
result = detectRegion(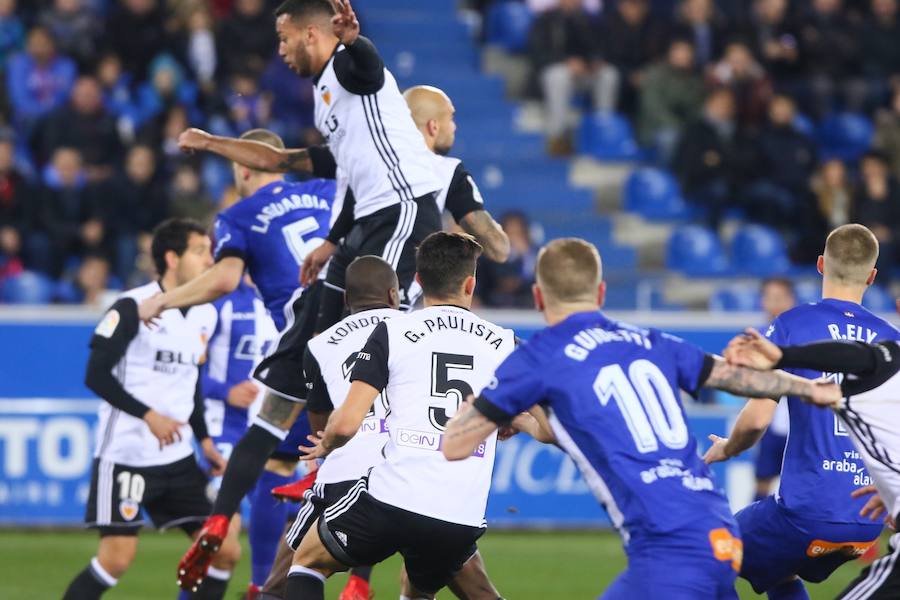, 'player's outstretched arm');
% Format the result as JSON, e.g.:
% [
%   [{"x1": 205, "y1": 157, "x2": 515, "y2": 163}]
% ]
[
  {"x1": 178, "y1": 128, "x2": 313, "y2": 173},
  {"x1": 703, "y1": 356, "x2": 840, "y2": 405},
  {"x1": 299, "y1": 380, "x2": 378, "y2": 460},
  {"x1": 138, "y1": 258, "x2": 244, "y2": 324},
  {"x1": 703, "y1": 399, "x2": 778, "y2": 464},
  {"x1": 443, "y1": 400, "x2": 499, "y2": 461},
  {"x1": 459, "y1": 210, "x2": 511, "y2": 263}
]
